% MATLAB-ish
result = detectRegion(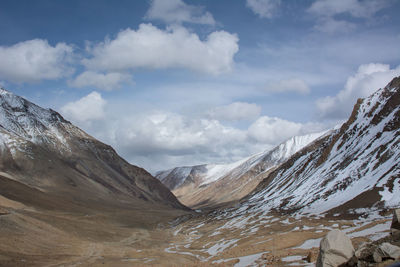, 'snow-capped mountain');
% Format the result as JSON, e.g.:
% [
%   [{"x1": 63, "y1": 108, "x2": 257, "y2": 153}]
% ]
[
  {"x1": 0, "y1": 87, "x2": 186, "y2": 211},
  {"x1": 241, "y1": 77, "x2": 400, "y2": 216},
  {"x1": 156, "y1": 130, "x2": 327, "y2": 208}
]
